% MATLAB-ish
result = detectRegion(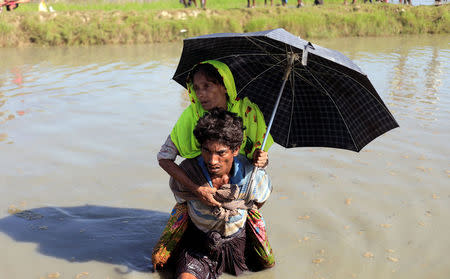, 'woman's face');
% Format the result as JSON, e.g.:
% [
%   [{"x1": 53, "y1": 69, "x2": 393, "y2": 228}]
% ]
[{"x1": 192, "y1": 72, "x2": 227, "y2": 111}]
